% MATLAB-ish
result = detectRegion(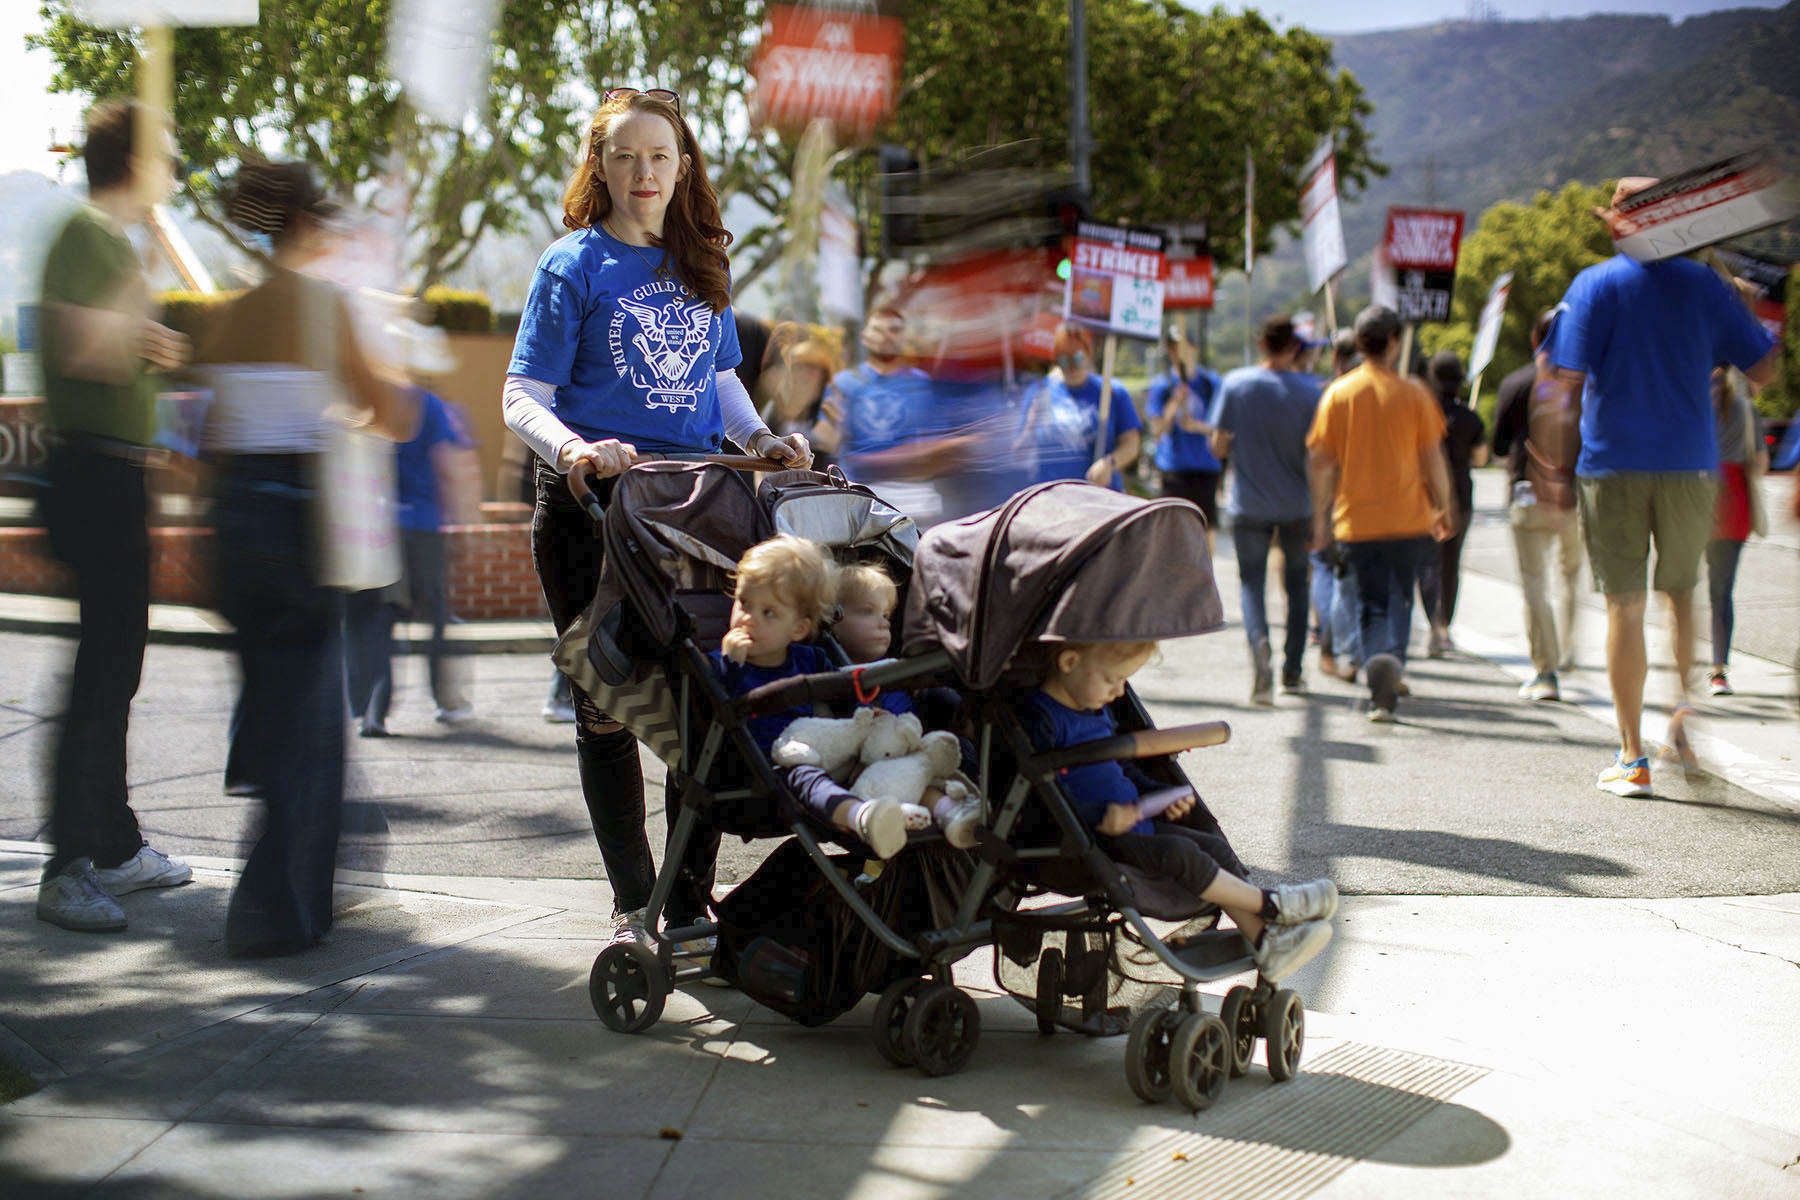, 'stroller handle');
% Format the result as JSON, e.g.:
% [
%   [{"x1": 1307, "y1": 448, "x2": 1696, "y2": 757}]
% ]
[
  {"x1": 567, "y1": 452, "x2": 798, "y2": 521},
  {"x1": 1033, "y1": 720, "x2": 1230, "y2": 771},
  {"x1": 735, "y1": 651, "x2": 957, "y2": 719}
]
